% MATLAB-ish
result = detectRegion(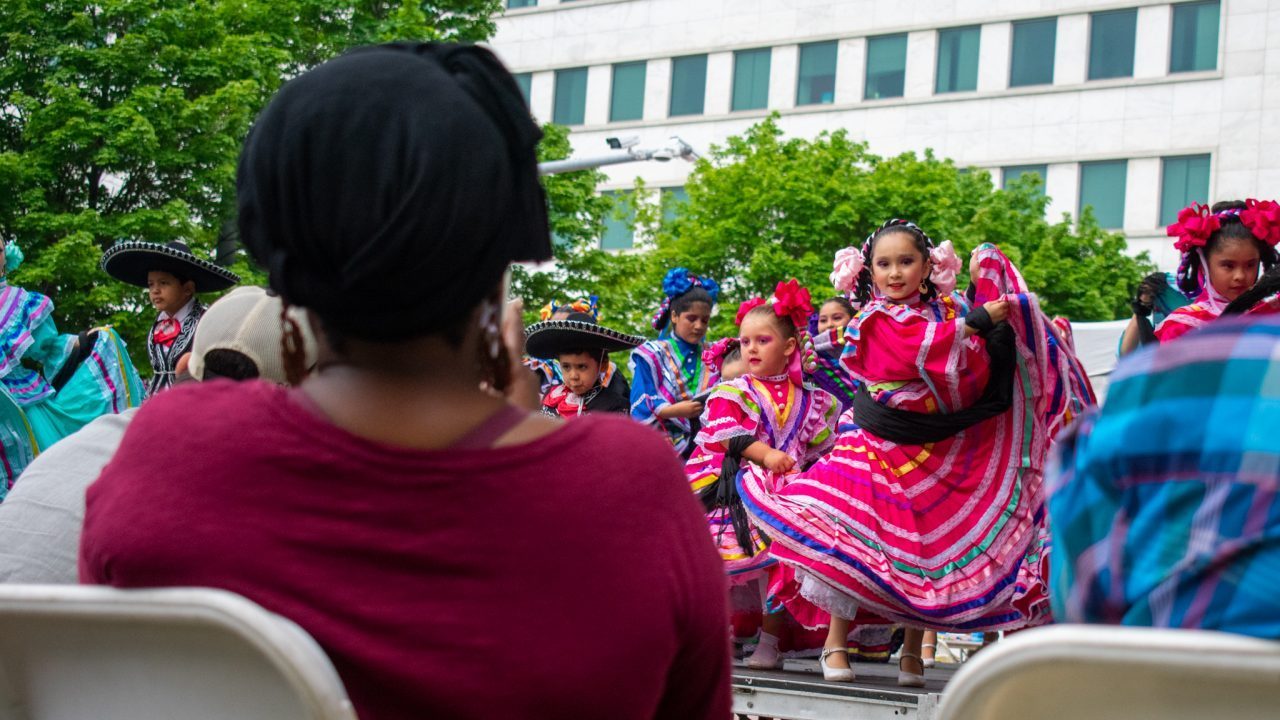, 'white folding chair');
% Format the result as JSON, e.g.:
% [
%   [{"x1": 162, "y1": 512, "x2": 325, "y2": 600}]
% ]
[
  {"x1": 0, "y1": 585, "x2": 357, "y2": 720},
  {"x1": 940, "y1": 624, "x2": 1280, "y2": 720}
]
